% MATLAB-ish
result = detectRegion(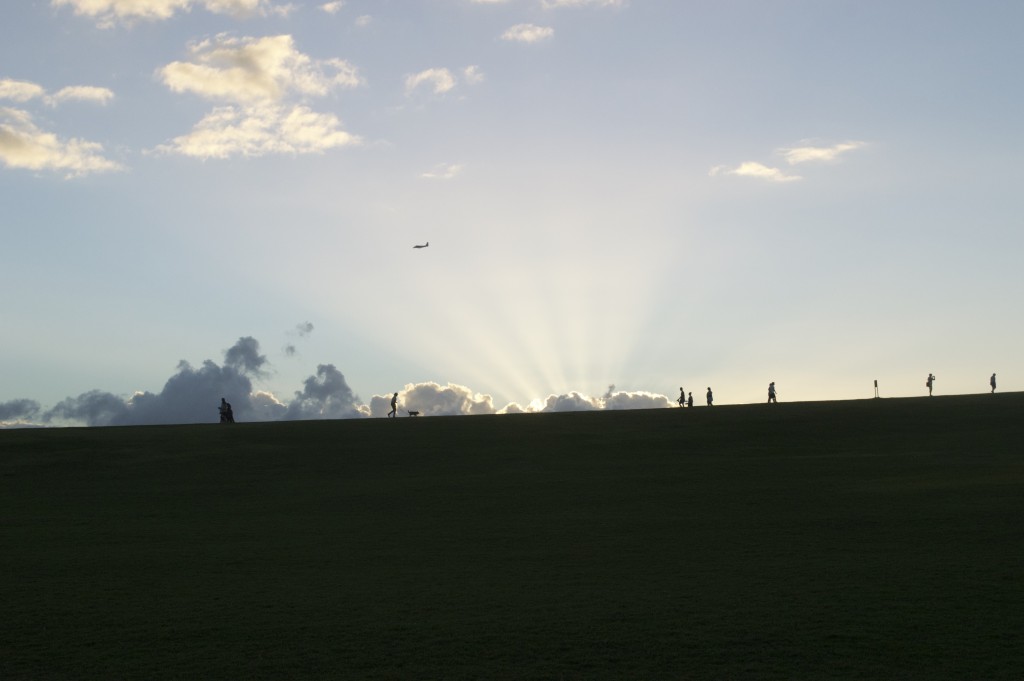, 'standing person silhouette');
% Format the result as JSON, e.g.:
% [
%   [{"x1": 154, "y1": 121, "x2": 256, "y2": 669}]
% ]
[
  {"x1": 706, "y1": 387, "x2": 713, "y2": 407},
  {"x1": 767, "y1": 381, "x2": 777, "y2": 404},
  {"x1": 990, "y1": 373, "x2": 997, "y2": 393},
  {"x1": 678, "y1": 387, "x2": 686, "y2": 408},
  {"x1": 926, "y1": 373, "x2": 936, "y2": 396},
  {"x1": 388, "y1": 392, "x2": 398, "y2": 418},
  {"x1": 687, "y1": 392, "x2": 693, "y2": 408},
  {"x1": 219, "y1": 398, "x2": 234, "y2": 424}
]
